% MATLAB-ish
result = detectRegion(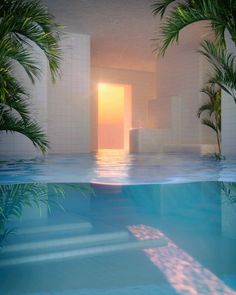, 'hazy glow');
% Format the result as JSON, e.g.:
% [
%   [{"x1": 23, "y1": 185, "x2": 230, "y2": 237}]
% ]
[
  {"x1": 98, "y1": 83, "x2": 125, "y2": 124},
  {"x1": 128, "y1": 225, "x2": 236, "y2": 295},
  {"x1": 98, "y1": 83, "x2": 125, "y2": 149},
  {"x1": 91, "y1": 149, "x2": 130, "y2": 183}
]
